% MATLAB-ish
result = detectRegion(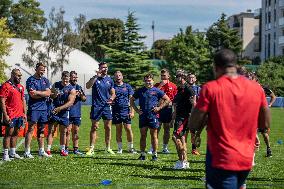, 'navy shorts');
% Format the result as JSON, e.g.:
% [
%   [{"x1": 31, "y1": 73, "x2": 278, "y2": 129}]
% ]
[
  {"x1": 112, "y1": 113, "x2": 131, "y2": 125},
  {"x1": 158, "y1": 106, "x2": 173, "y2": 123},
  {"x1": 27, "y1": 110, "x2": 48, "y2": 124},
  {"x1": 90, "y1": 105, "x2": 112, "y2": 121},
  {"x1": 139, "y1": 114, "x2": 159, "y2": 129},
  {"x1": 173, "y1": 116, "x2": 189, "y2": 137},
  {"x1": 50, "y1": 115, "x2": 69, "y2": 127},
  {"x1": 4, "y1": 117, "x2": 24, "y2": 128},
  {"x1": 206, "y1": 148, "x2": 250, "y2": 189},
  {"x1": 69, "y1": 117, "x2": 81, "y2": 126}
]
